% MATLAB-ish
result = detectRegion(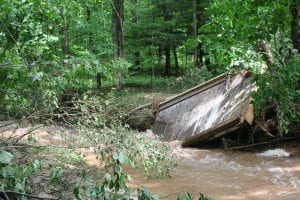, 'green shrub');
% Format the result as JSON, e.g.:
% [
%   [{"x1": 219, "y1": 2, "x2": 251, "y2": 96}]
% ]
[{"x1": 253, "y1": 54, "x2": 300, "y2": 136}]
